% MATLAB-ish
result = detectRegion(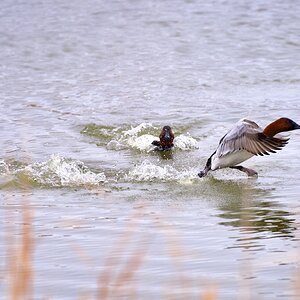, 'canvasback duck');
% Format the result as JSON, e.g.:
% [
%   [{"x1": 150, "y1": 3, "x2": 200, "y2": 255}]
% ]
[
  {"x1": 152, "y1": 126, "x2": 174, "y2": 151},
  {"x1": 198, "y1": 117, "x2": 300, "y2": 177}
]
